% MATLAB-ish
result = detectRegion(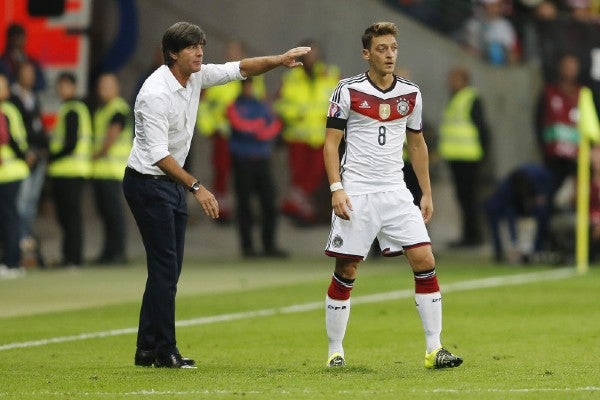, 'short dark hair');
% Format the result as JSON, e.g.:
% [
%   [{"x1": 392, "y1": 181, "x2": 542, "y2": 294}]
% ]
[
  {"x1": 362, "y1": 22, "x2": 398, "y2": 50},
  {"x1": 7, "y1": 23, "x2": 25, "y2": 39},
  {"x1": 57, "y1": 71, "x2": 77, "y2": 85},
  {"x1": 162, "y1": 22, "x2": 206, "y2": 67}
]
